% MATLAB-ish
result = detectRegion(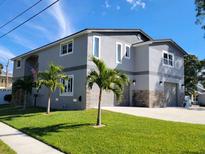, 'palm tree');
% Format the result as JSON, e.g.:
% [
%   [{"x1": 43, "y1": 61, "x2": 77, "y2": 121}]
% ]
[
  {"x1": 37, "y1": 64, "x2": 67, "y2": 114},
  {"x1": 0, "y1": 63, "x2": 3, "y2": 75},
  {"x1": 13, "y1": 76, "x2": 34, "y2": 109},
  {"x1": 87, "y1": 57, "x2": 129, "y2": 127}
]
